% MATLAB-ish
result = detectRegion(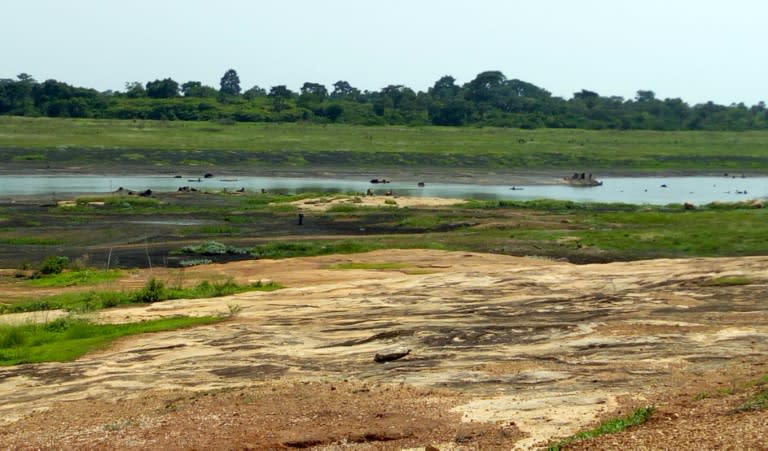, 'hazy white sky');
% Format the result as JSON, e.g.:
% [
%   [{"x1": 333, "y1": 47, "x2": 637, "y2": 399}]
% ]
[{"x1": 2, "y1": 0, "x2": 766, "y2": 105}]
